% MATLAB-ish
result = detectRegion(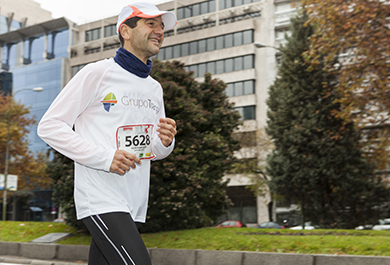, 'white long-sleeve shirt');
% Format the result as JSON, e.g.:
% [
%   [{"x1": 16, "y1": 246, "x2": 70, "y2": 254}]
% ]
[{"x1": 38, "y1": 58, "x2": 174, "y2": 221}]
